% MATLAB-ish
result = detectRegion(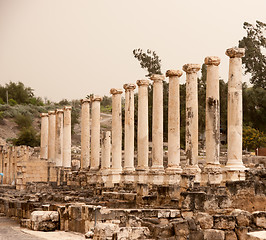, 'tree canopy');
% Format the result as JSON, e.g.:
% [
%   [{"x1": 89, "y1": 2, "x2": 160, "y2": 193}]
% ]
[{"x1": 239, "y1": 20, "x2": 266, "y2": 89}]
